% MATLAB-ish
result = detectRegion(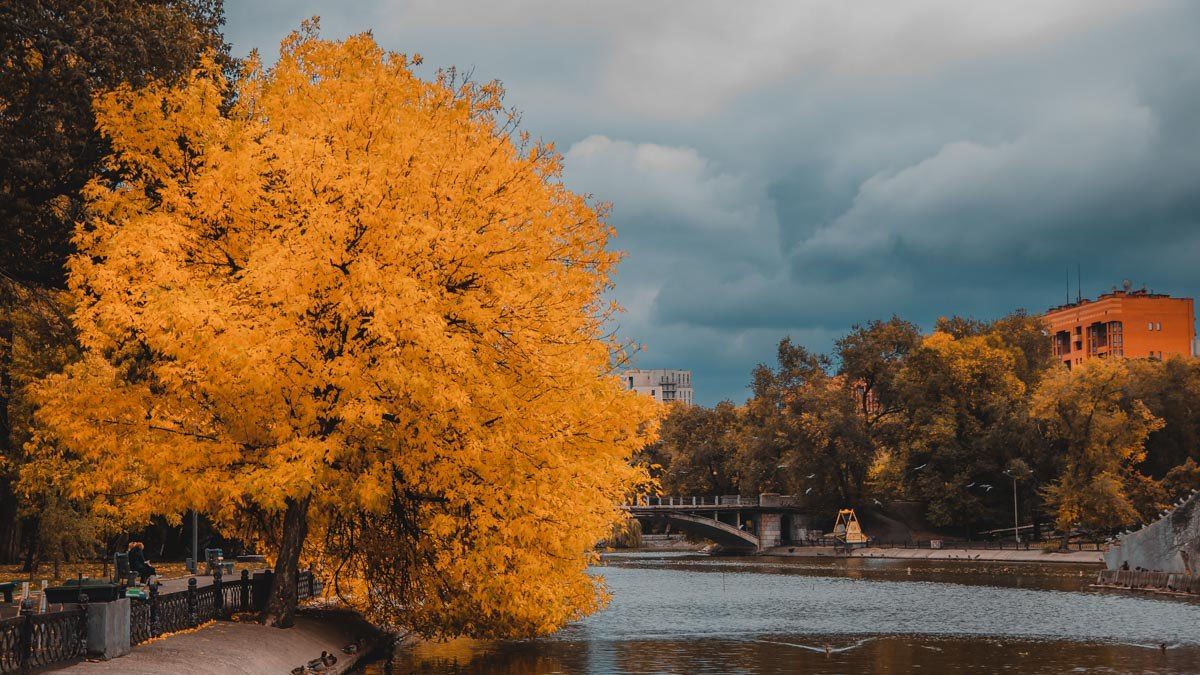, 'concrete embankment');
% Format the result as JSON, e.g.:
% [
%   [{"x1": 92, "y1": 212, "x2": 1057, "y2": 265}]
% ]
[
  {"x1": 56, "y1": 609, "x2": 379, "y2": 674},
  {"x1": 1104, "y1": 491, "x2": 1199, "y2": 573},
  {"x1": 762, "y1": 545, "x2": 1104, "y2": 564}
]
